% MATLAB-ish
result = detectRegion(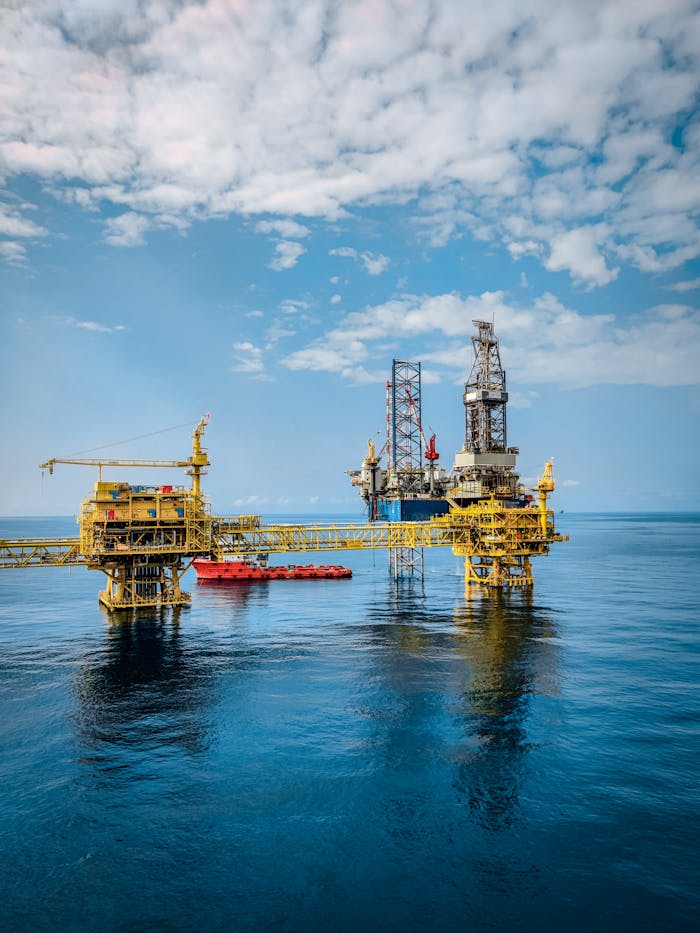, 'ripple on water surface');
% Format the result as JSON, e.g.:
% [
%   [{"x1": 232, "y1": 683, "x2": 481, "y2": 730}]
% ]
[{"x1": 0, "y1": 513, "x2": 699, "y2": 930}]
